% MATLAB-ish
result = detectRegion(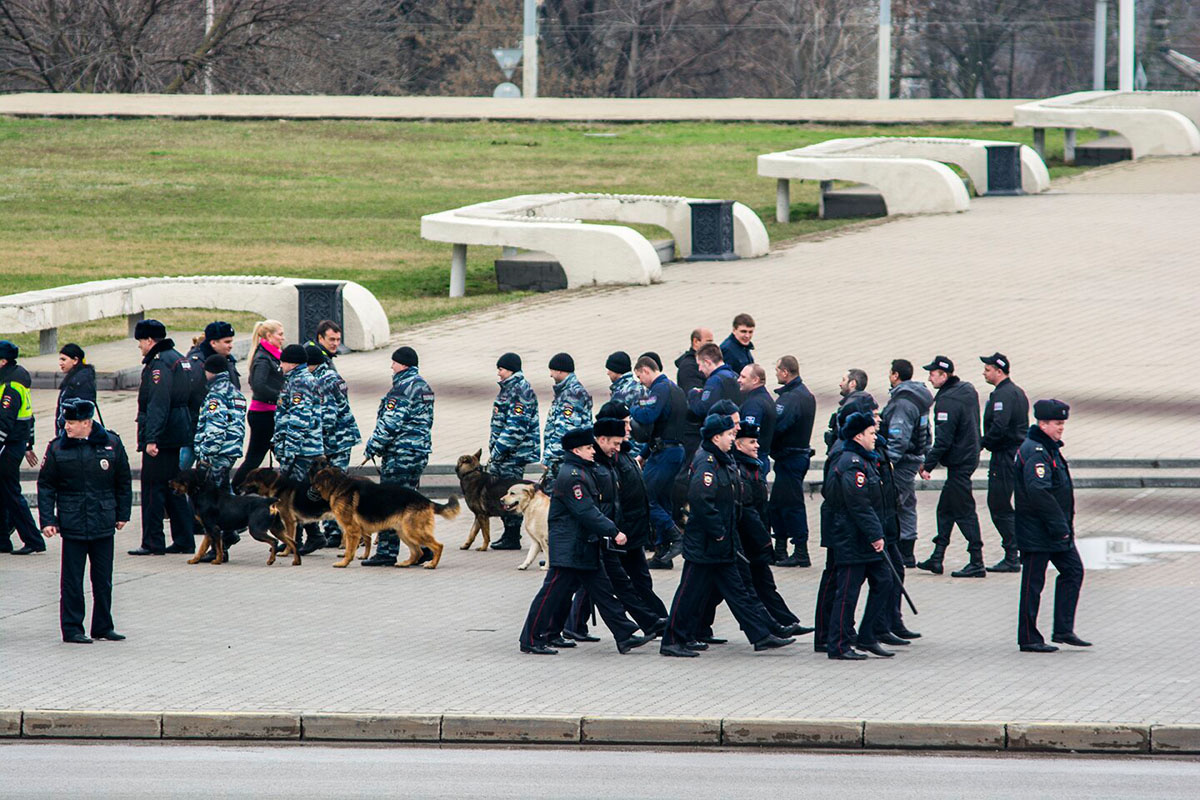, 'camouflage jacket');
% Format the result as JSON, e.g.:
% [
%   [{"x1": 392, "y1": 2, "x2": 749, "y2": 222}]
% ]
[
  {"x1": 609, "y1": 371, "x2": 646, "y2": 457},
  {"x1": 489, "y1": 371, "x2": 540, "y2": 468},
  {"x1": 313, "y1": 362, "x2": 361, "y2": 455},
  {"x1": 542, "y1": 372, "x2": 593, "y2": 469},
  {"x1": 272, "y1": 367, "x2": 324, "y2": 462},
  {"x1": 365, "y1": 367, "x2": 433, "y2": 469},
  {"x1": 194, "y1": 373, "x2": 247, "y2": 463}
]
